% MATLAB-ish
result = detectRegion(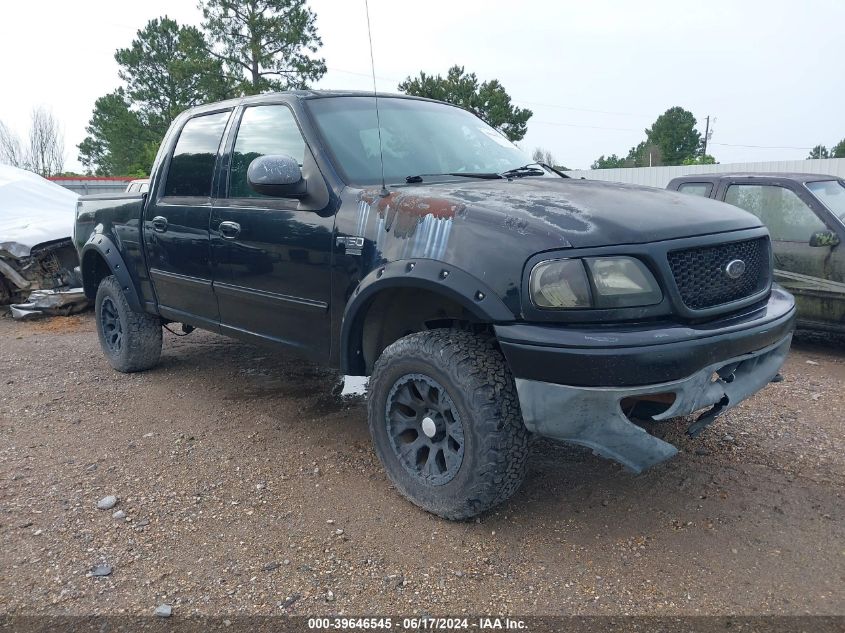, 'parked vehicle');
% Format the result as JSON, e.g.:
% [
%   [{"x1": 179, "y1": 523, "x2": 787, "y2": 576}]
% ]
[
  {"x1": 0, "y1": 164, "x2": 84, "y2": 312},
  {"x1": 74, "y1": 91, "x2": 795, "y2": 519},
  {"x1": 668, "y1": 173, "x2": 845, "y2": 334},
  {"x1": 125, "y1": 179, "x2": 150, "y2": 194}
]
